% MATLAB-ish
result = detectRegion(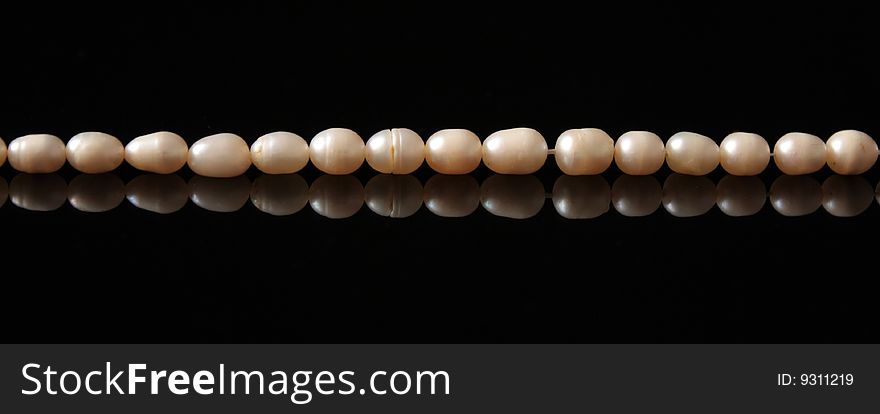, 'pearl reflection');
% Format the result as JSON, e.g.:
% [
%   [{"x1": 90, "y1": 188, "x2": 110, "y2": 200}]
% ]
[{"x1": 10, "y1": 174, "x2": 67, "y2": 211}]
